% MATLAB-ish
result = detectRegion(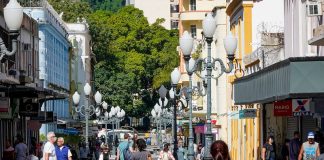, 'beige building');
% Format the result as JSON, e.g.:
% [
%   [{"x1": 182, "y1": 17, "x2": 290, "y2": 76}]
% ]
[
  {"x1": 178, "y1": 0, "x2": 229, "y2": 143},
  {"x1": 130, "y1": 0, "x2": 179, "y2": 29}
]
